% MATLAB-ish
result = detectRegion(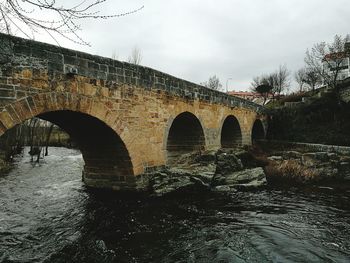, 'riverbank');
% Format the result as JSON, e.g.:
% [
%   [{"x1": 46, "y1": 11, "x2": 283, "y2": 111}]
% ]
[
  {"x1": 143, "y1": 141, "x2": 350, "y2": 196},
  {"x1": 254, "y1": 140, "x2": 350, "y2": 186},
  {"x1": 267, "y1": 91, "x2": 350, "y2": 146},
  {"x1": 2, "y1": 141, "x2": 349, "y2": 191},
  {"x1": 0, "y1": 127, "x2": 73, "y2": 171}
]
